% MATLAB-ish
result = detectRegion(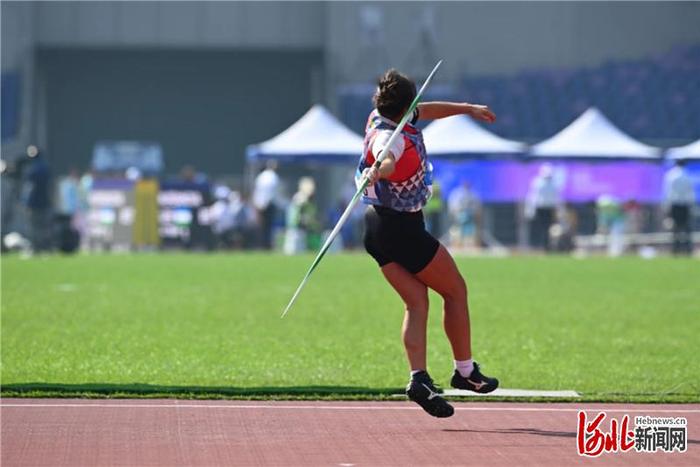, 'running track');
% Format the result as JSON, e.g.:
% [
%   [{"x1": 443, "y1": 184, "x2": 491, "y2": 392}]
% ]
[{"x1": 2, "y1": 399, "x2": 698, "y2": 466}]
